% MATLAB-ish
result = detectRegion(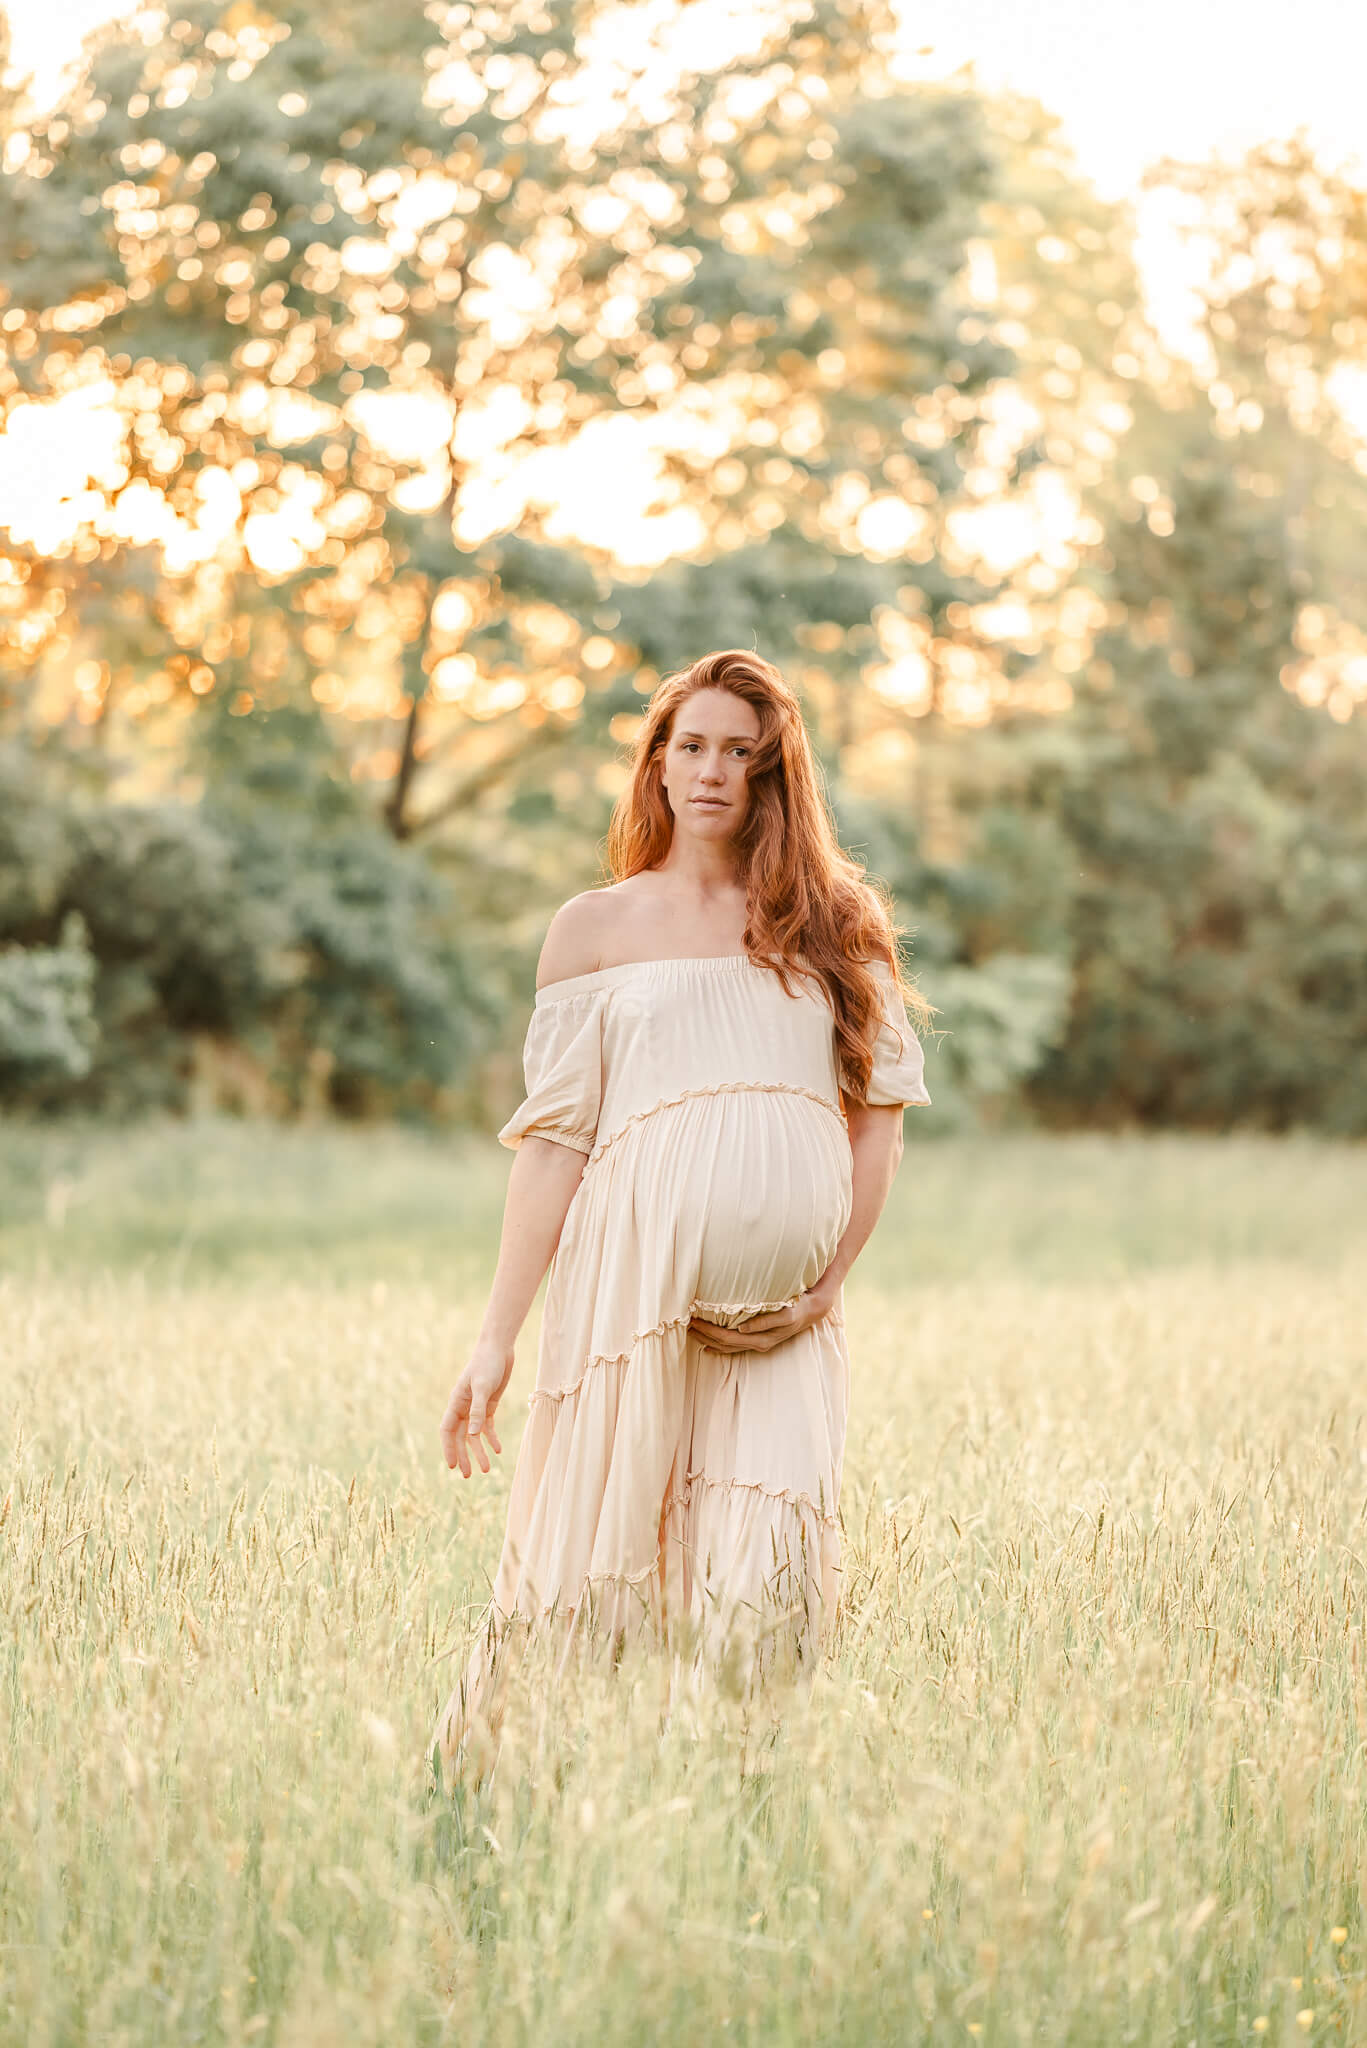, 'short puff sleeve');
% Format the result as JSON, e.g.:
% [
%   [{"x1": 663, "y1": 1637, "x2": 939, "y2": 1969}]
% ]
[
  {"x1": 864, "y1": 957, "x2": 932, "y2": 1109},
  {"x1": 497, "y1": 989, "x2": 605, "y2": 1154}
]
